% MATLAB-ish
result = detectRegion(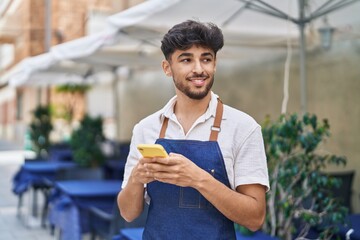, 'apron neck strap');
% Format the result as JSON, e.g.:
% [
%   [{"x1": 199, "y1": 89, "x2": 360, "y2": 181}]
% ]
[
  {"x1": 159, "y1": 98, "x2": 224, "y2": 141},
  {"x1": 209, "y1": 98, "x2": 223, "y2": 141},
  {"x1": 159, "y1": 117, "x2": 169, "y2": 139}
]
